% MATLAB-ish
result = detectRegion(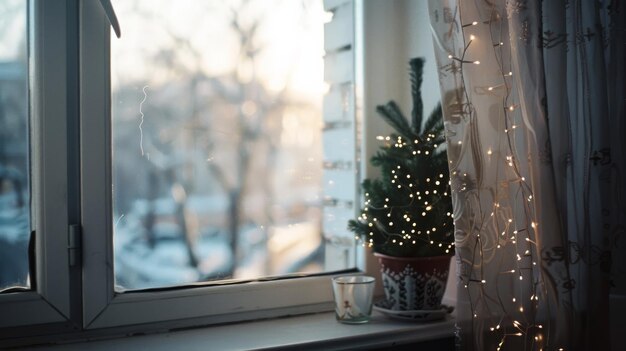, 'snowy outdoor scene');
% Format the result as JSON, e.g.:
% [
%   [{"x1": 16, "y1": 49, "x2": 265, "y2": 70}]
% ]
[
  {"x1": 110, "y1": 0, "x2": 332, "y2": 290},
  {"x1": 111, "y1": 0, "x2": 332, "y2": 290},
  {"x1": 0, "y1": 0, "x2": 29, "y2": 292},
  {"x1": 0, "y1": 0, "x2": 349, "y2": 292}
]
